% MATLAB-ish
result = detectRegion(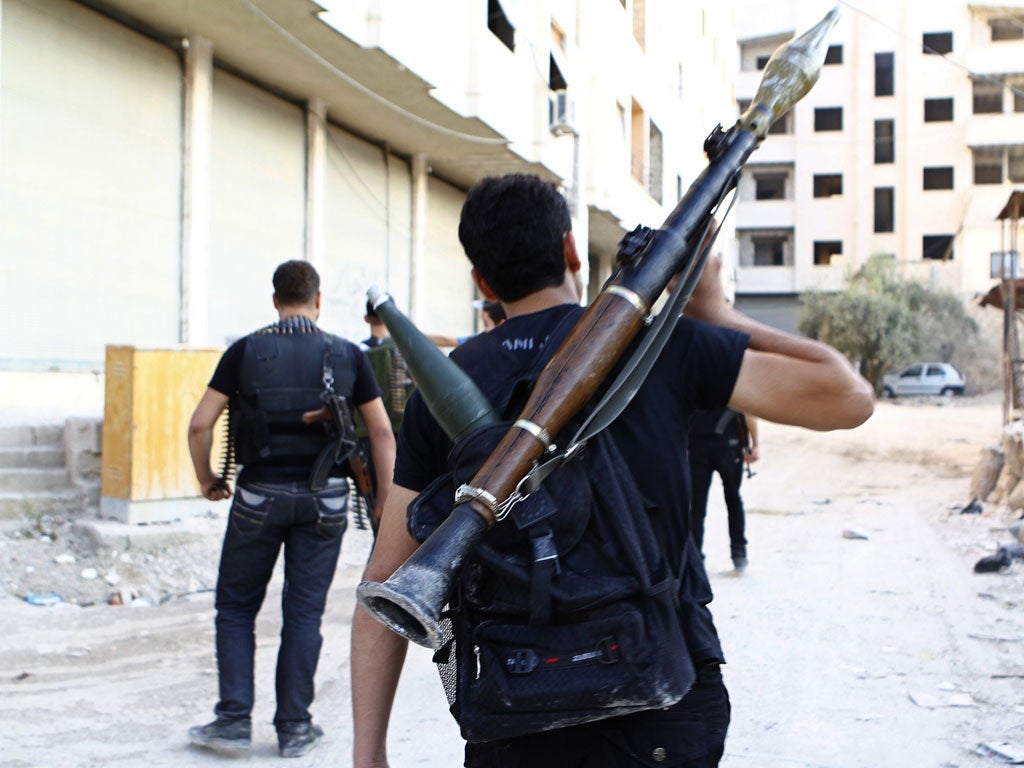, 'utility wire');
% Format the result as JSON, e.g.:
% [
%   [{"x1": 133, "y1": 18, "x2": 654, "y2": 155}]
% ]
[
  {"x1": 836, "y1": 0, "x2": 1024, "y2": 101},
  {"x1": 234, "y1": 0, "x2": 508, "y2": 146}
]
